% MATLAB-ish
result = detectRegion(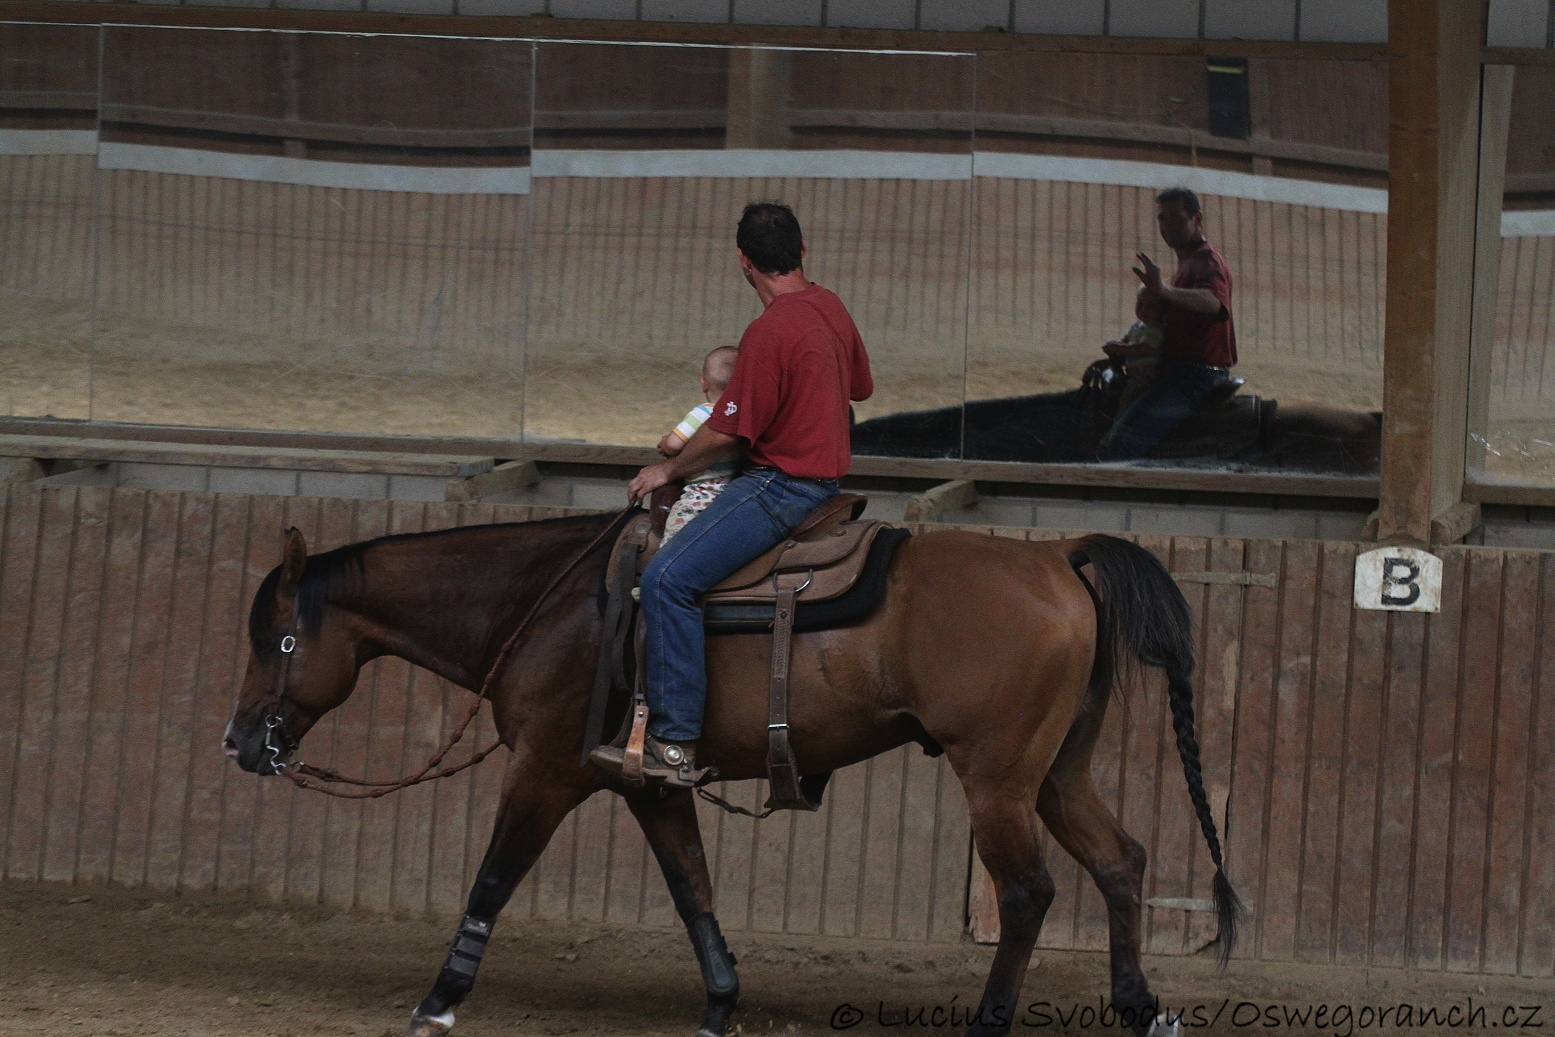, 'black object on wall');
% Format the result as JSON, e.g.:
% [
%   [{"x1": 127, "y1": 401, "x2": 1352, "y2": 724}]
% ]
[{"x1": 1205, "y1": 57, "x2": 1251, "y2": 140}]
